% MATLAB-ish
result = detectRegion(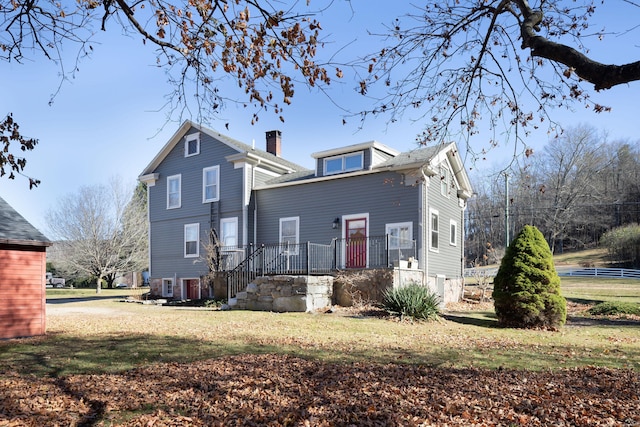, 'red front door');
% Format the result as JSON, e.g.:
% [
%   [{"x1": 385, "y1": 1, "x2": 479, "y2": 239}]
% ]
[
  {"x1": 185, "y1": 279, "x2": 200, "y2": 300},
  {"x1": 346, "y1": 218, "x2": 367, "y2": 268}
]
